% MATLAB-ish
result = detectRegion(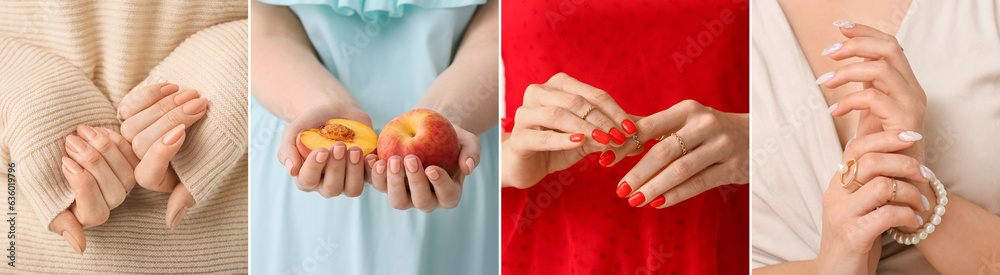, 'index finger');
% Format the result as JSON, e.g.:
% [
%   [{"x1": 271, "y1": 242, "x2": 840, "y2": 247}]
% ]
[
  {"x1": 547, "y1": 73, "x2": 637, "y2": 137},
  {"x1": 119, "y1": 83, "x2": 179, "y2": 120}
]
